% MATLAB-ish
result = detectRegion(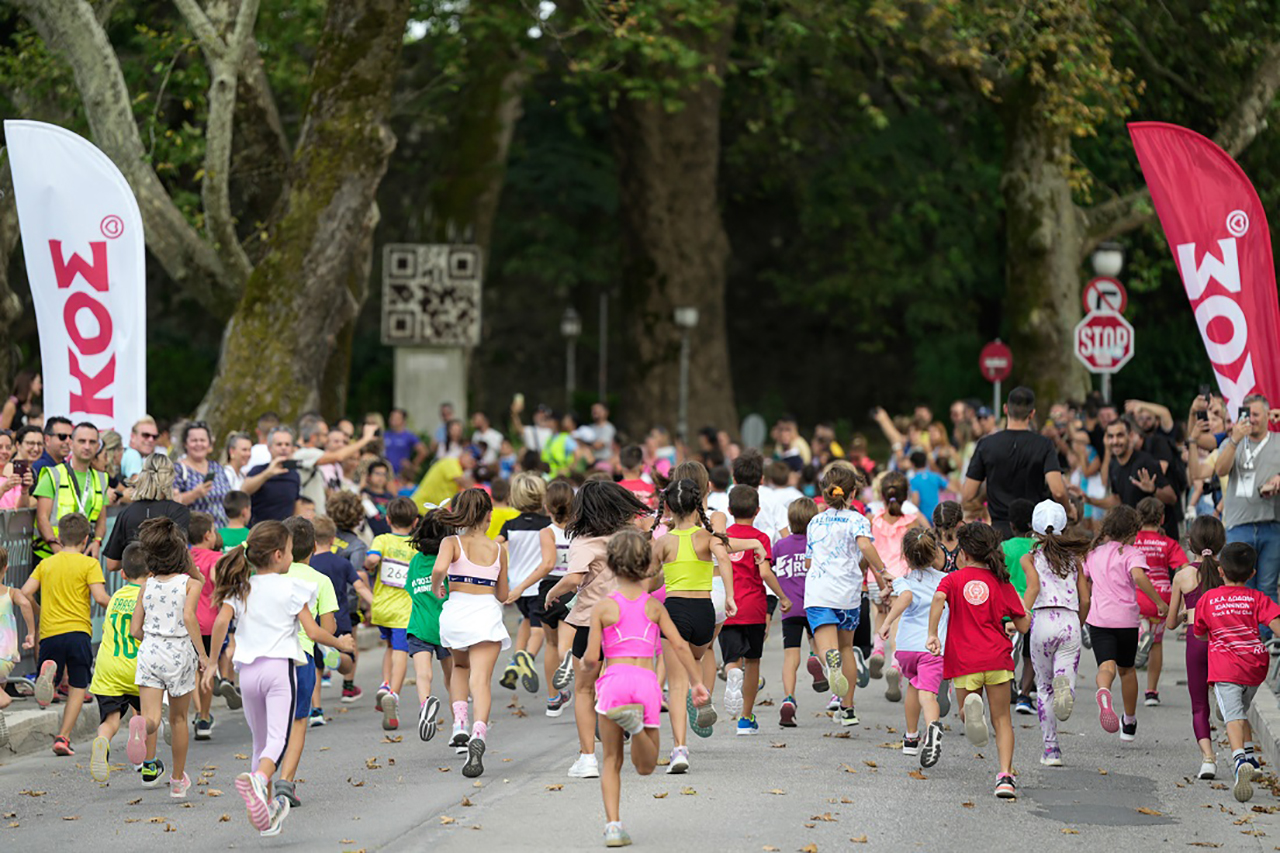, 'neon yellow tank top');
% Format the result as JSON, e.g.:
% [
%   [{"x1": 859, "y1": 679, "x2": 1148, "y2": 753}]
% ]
[{"x1": 664, "y1": 527, "x2": 714, "y2": 592}]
